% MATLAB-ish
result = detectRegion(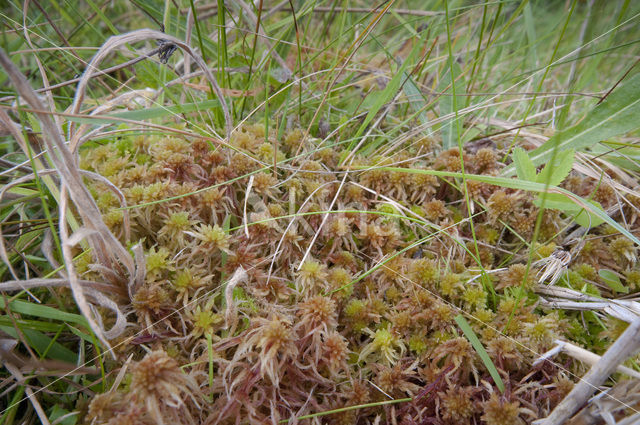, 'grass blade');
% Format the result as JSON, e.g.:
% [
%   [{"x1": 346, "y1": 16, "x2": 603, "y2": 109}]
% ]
[
  {"x1": 373, "y1": 166, "x2": 636, "y2": 245},
  {"x1": 504, "y1": 71, "x2": 640, "y2": 174},
  {"x1": 455, "y1": 314, "x2": 505, "y2": 393},
  {"x1": 438, "y1": 62, "x2": 464, "y2": 149},
  {"x1": 353, "y1": 41, "x2": 419, "y2": 141}
]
